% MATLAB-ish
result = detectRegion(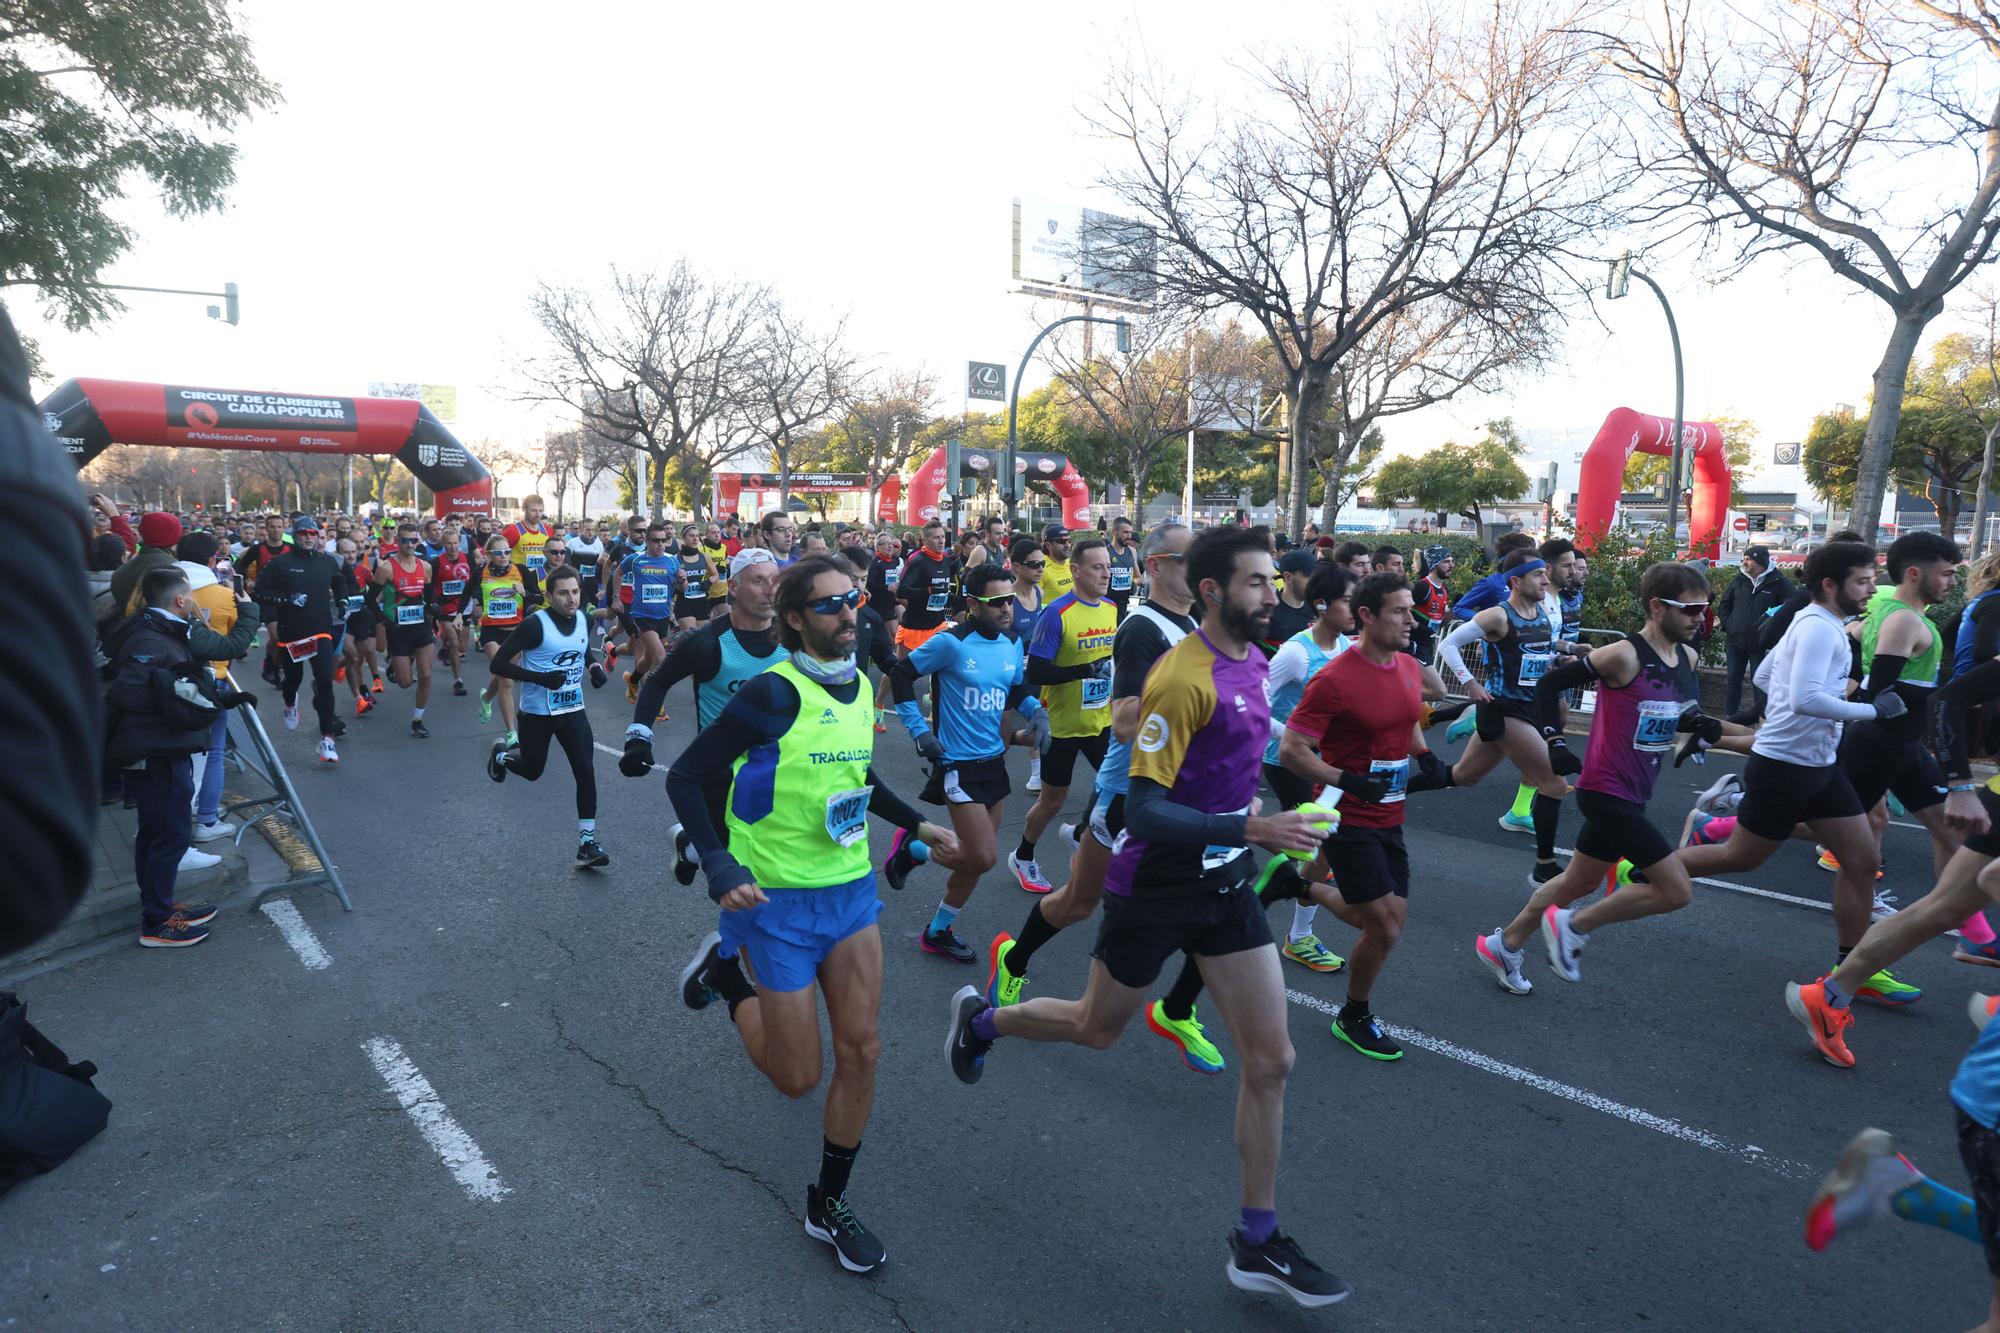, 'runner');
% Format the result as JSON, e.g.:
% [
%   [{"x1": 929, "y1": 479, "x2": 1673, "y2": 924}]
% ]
[
  {"x1": 1372, "y1": 546, "x2": 1406, "y2": 577},
  {"x1": 432, "y1": 532, "x2": 472, "y2": 698},
  {"x1": 370, "y1": 523, "x2": 440, "y2": 740},
  {"x1": 1260, "y1": 549, "x2": 1317, "y2": 656},
  {"x1": 1472, "y1": 562, "x2": 1738, "y2": 995},
  {"x1": 474, "y1": 535, "x2": 535, "y2": 746},
  {"x1": 839, "y1": 548, "x2": 899, "y2": 703},
  {"x1": 1009, "y1": 537, "x2": 1048, "y2": 792},
  {"x1": 670, "y1": 556, "x2": 958, "y2": 1276},
  {"x1": 613, "y1": 522, "x2": 680, "y2": 706},
  {"x1": 234, "y1": 512, "x2": 293, "y2": 686},
  {"x1": 333, "y1": 536, "x2": 384, "y2": 716},
  {"x1": 254, "y1": 516, "x2": 352, "y2": 765},
  {"x1": 1010, "y1": 537, "x2": 1116, "y2": 893},
  {"x1": 677, "y1": 523, "x2": 717, "y2": 631},
  {"x1": 1106, "y1": 516, "x2": 1139, "y2": 619},
  {"x1": 1038, "y1": 525, "x2": 1074, "y2": 602},
  {"x1": 760, "y1": 511, "x2": 800, "y2": 568},
  {"x1": 944, "y1": 525, "x2": 1349, "y2": 1309},
  {"x1": 502, "y1": 495, "x2": 554, "y2": 584},
  {"x1": 885, "y1": 560, "x2": 1049, "y2": 963},
  {"x1": 600, "y1": 514, "x2": 647, "y2": 674},
  {"x1": 1278, "y1": 572, "x2": 1452, "y2": 1059},
  {"x1": 1412, "y1": 545, "x2": 1453, "y2": 663},
  {"x1": 484, "y1": 564, "x2": 612, "y2": 867},
  {"x1": 894, "y1": 520, "x2": 960, "y2": 665}
]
